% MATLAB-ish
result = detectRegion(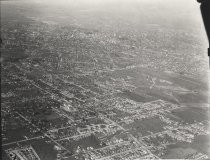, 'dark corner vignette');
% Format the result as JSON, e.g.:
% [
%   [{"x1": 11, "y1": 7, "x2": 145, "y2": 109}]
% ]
[{"x1": 198, "y1": 0, "x2": 210, "y2": 66}]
